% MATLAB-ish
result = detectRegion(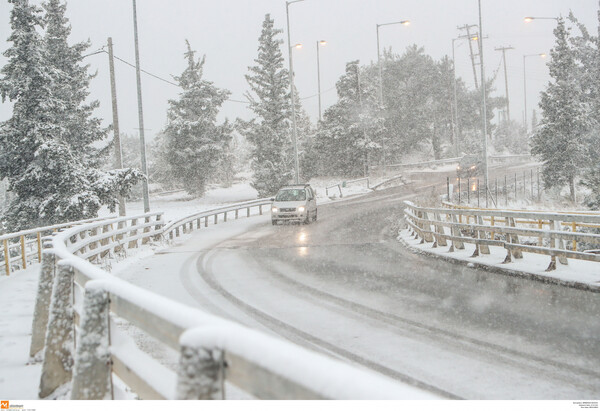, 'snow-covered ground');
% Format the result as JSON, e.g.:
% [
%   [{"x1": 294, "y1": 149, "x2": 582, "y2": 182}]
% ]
[
  {"x1": 398, "y1": 230, "x2": 600, "y2": 290},
  {"x1": 0, "y1": 178, "x2": 373, "y2": 401}
]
